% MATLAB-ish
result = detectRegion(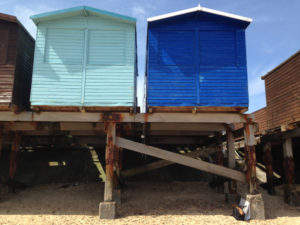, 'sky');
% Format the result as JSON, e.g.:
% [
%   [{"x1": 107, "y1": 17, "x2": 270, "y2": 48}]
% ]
[{"x1": 1, "y1": 0, "x2": 300, "y2": 112}]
